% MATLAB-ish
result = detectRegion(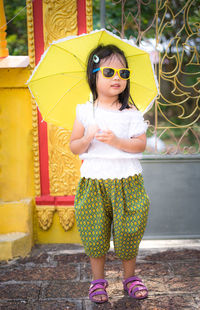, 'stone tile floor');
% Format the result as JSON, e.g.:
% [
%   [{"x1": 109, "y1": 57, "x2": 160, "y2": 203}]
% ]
[{"x1": 0, "y1": 242, "x2": 200, "y2": 309}]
